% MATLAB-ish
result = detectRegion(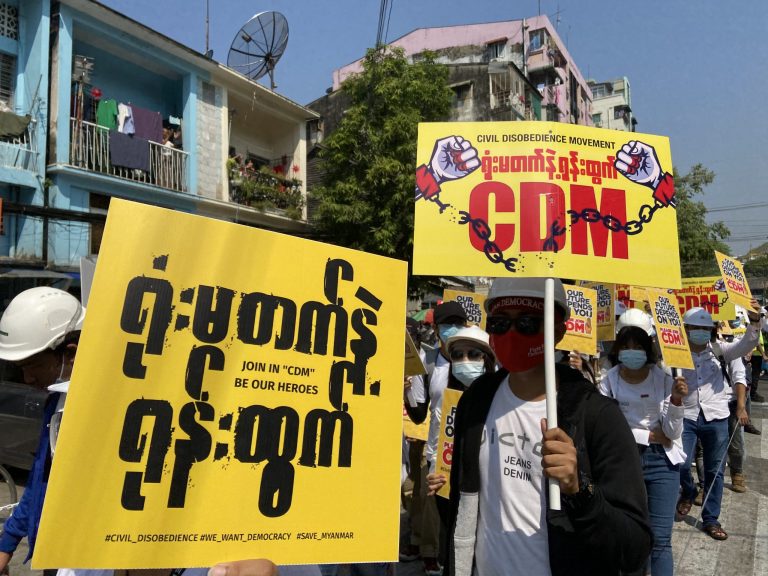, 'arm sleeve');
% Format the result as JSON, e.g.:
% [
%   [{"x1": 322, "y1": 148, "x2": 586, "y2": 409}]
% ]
[
  {"x1": 660, "y1": 373, "x2": 684, "y2": 441},
  {"x1": 728, "y1": 357, "x2": 746, "y2": 386},
  {"x1": 0, "y1": 480, "x2": 31, "y2": 553},
  {"x1": 721, "y1": 325, "x2": 759, "y2": 362},
  {"x1": 564, "y1": 399, "x2": 653, "y2": 573}
]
